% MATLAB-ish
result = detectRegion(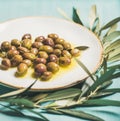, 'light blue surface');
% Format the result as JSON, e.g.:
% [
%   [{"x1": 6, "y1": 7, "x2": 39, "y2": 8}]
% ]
[{"x1": 0, "y1": 0, "x2": 120, "y2": 121}]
